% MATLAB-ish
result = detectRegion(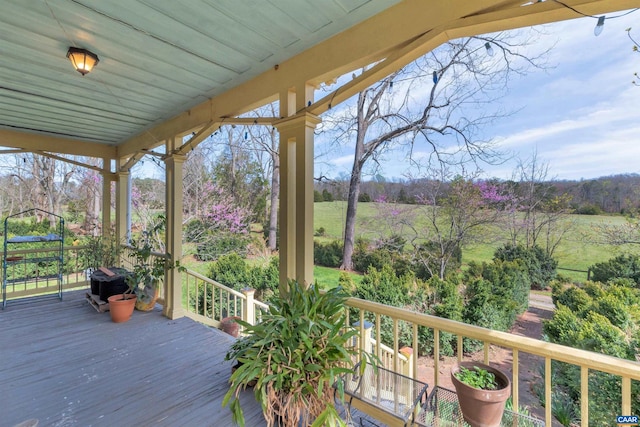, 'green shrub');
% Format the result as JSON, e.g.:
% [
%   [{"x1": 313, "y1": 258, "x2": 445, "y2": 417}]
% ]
[
  {"x1": 462, "y1": 260, "x2": 530, "y2": 350},
  {"x1": 352, "y1": 265, "x2": 416, "y2": 350},
  {"x1": 574, "y1": 204, "x2": 602, "y2": 215},
  {"x1": 494, "y1": 244, "x2": 557, "y2": 290},
  {"x1": 313, "y1": 240, "x2": 342, "y2": 268},
  {"x1": 195, "y1": 234, "x2": 250, "y2": 261},
  {"x1": 544, "y1": 279, "x2": 640, "y2": 425},
  {"x1": 191, "y1": 254, "x2": 279, "y2": 318},
  {"x1": 555, "y1": 286, "x2": 592, "y2": 315},
  {"x1": 358, "y1": 192, "x2": 371, "y2": 202},
  {"x1": 425, "y1": 276, "x2": 462, "y2": 356},
  {"x1": 322, "y1": 189, "x2": 334, "y2": 202},
  {"x1": 589, "y1": 254, "x2": 640, "y2": 284}
]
